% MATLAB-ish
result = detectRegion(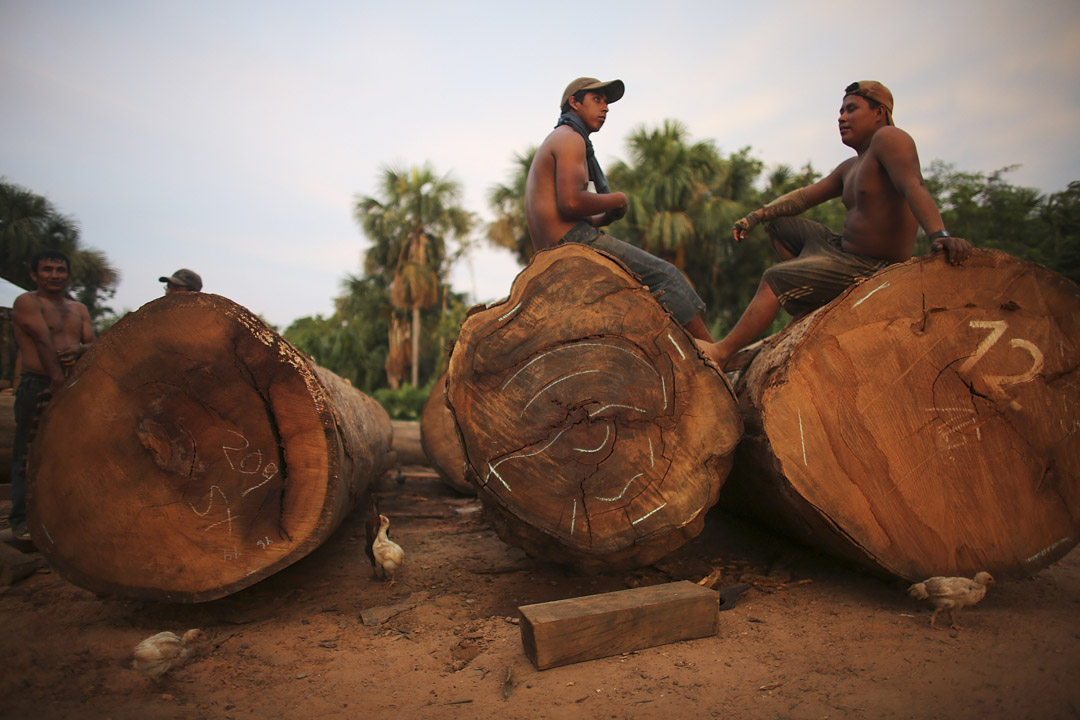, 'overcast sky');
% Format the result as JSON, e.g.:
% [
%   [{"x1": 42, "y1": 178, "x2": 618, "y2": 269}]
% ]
[{"x1": 2, "y1": 0, "x2": 1078, "y2": 329}]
